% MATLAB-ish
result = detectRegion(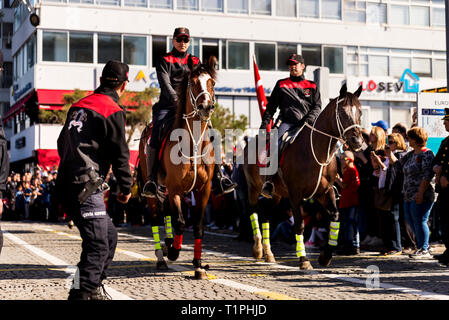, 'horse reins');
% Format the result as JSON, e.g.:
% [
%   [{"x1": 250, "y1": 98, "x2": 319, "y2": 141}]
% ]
[
  {"x1": 303, "y1": 97, "x2": 361, "y2": 200},
  {"x1": 178, "y1": 80, "x2": 215, "y2": 193}
]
